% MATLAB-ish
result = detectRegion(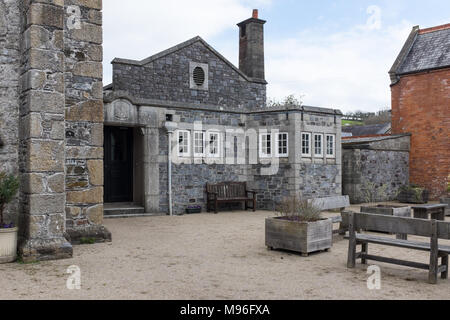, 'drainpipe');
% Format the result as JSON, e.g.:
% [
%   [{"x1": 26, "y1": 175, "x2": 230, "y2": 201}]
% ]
[{"x1": 164, "y1": 121, "x2": 177, "y2": 216}]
